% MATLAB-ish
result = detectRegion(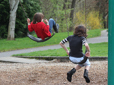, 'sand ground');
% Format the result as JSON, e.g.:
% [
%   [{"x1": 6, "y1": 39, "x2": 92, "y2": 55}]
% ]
[{"x1": 0, "y1": 61, "x2": 107, "y2": 85}]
